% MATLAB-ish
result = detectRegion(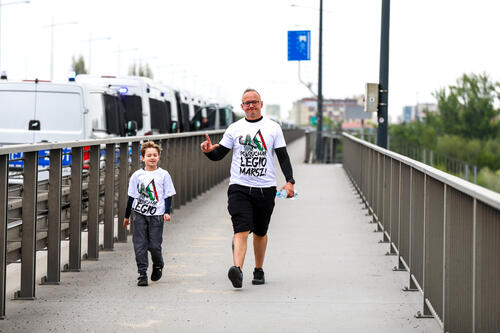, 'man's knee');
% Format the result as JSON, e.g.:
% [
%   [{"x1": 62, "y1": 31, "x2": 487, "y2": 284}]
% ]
[
  {"x1": 253, "y1": 233, "x2": 267, "y2": 240},
  {"x1": 234, "y1": 231, "x2": 250, "y2": 240}
]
